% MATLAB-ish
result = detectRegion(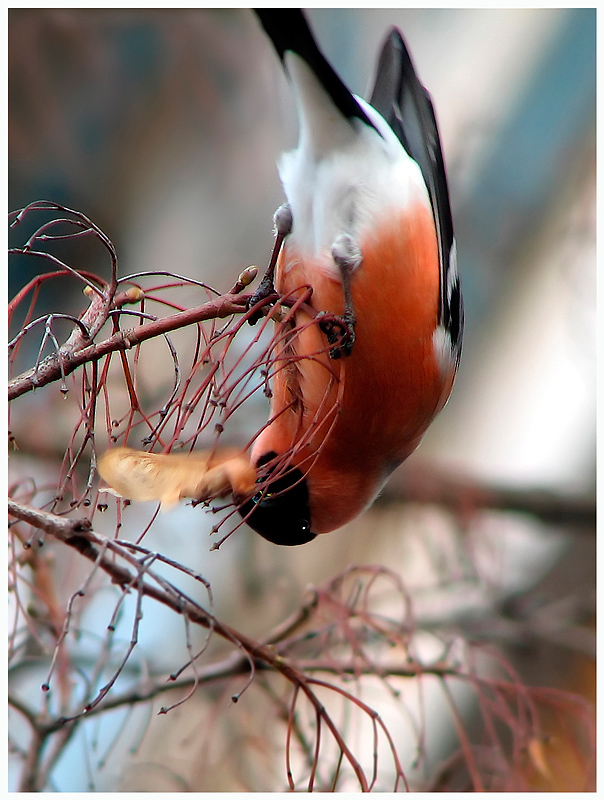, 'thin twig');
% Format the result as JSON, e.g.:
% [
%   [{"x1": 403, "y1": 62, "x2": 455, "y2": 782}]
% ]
[{"x1": 8, "y1": 291, "x2": 255, "y2": 402}]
